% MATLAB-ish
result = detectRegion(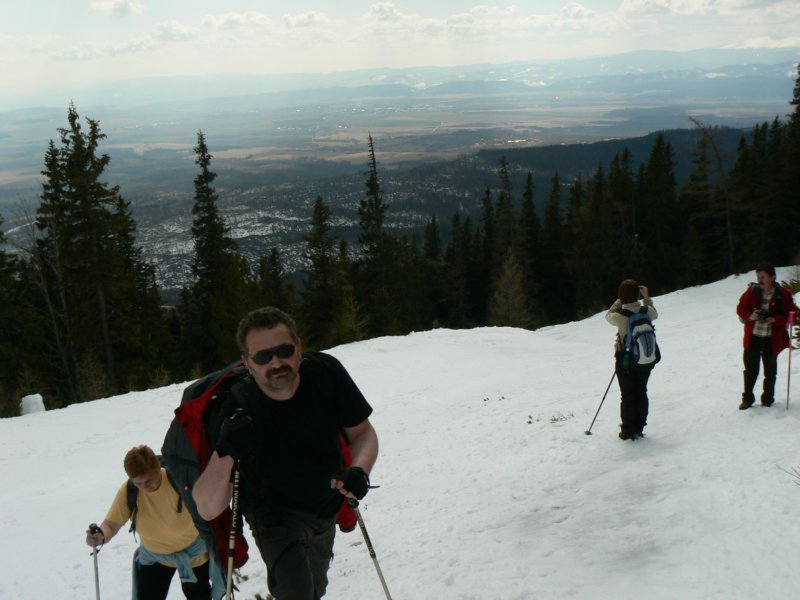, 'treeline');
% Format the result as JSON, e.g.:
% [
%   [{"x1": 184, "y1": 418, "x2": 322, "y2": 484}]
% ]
[{"x1": 1, "y1": 63, "x2": 799, "y2": 416}]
